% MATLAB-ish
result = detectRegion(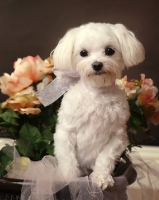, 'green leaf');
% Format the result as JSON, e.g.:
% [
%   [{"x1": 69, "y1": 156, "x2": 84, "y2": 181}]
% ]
[
  {"x1": 16, "y1": 123, "x2": 53, "y2": 160},
  {"x1": 128, "y1": 116, "x2": 143, "y2": 132},
  {"x1": 128, "y1": 98, "x2": 148, "y2": 132},
  {"x1": 0, "y1": 146, "x2": 13, "y2": 176},
  {"x1": 127, "y1": 131, "x2": 138, "y2": 146},
  {"x1": 36, "y1": 141, "x2": 48, "y2": 158},
  {"x1": 0, "y1": 121, "x2": 12, "y2": 126},
  {"x1": 19, "y1": 123, "x2": 42, "y2": 151},
  {"x1": 16, "y1": 138, "x2": 35, "y2": 158},
  {"x1": 46, "y1": 144, "x2": 54, "y2": 156},
  {"x1": 42, "y1": 129, "x2": 54, "y2": 142},
  {"x1": 0, "y1": 109, "x2": 19, "y2": 126}
]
